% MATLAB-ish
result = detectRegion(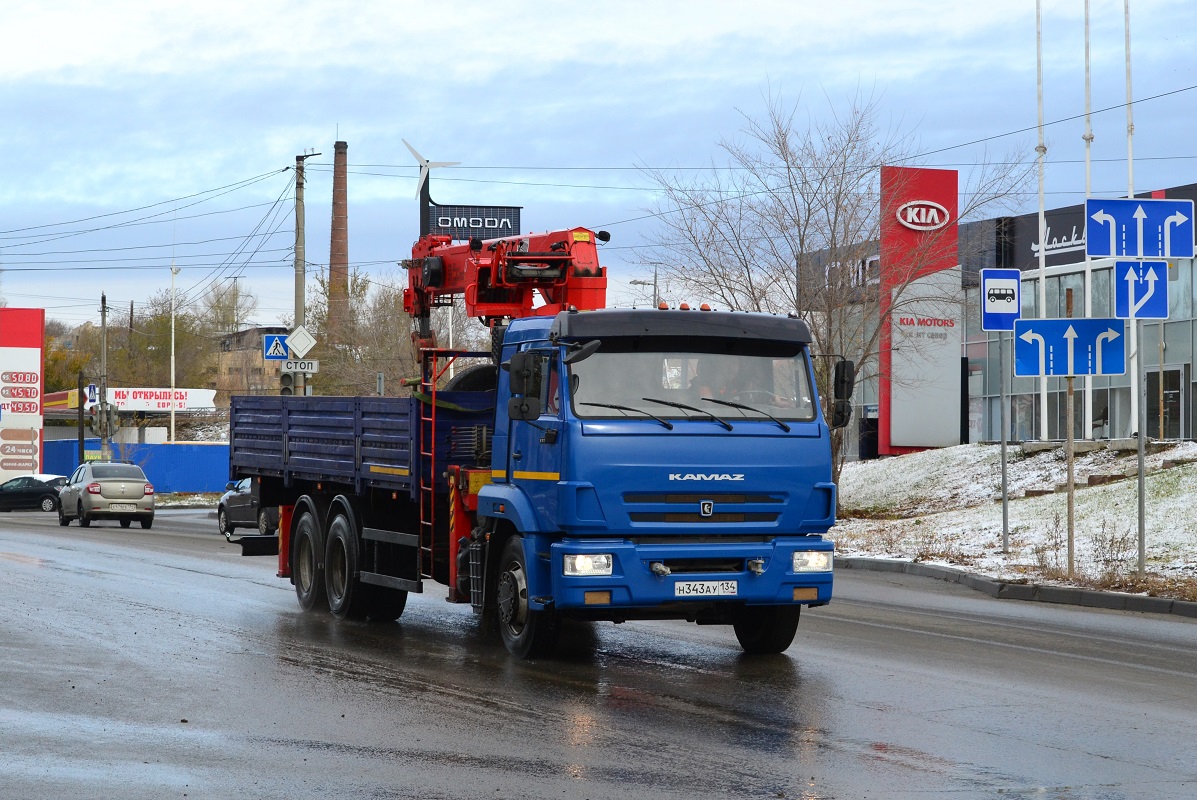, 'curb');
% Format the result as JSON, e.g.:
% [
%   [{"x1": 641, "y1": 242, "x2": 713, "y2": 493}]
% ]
[{"x1": 837, "y1": 557, "x2": 1197, "y2": 619}]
